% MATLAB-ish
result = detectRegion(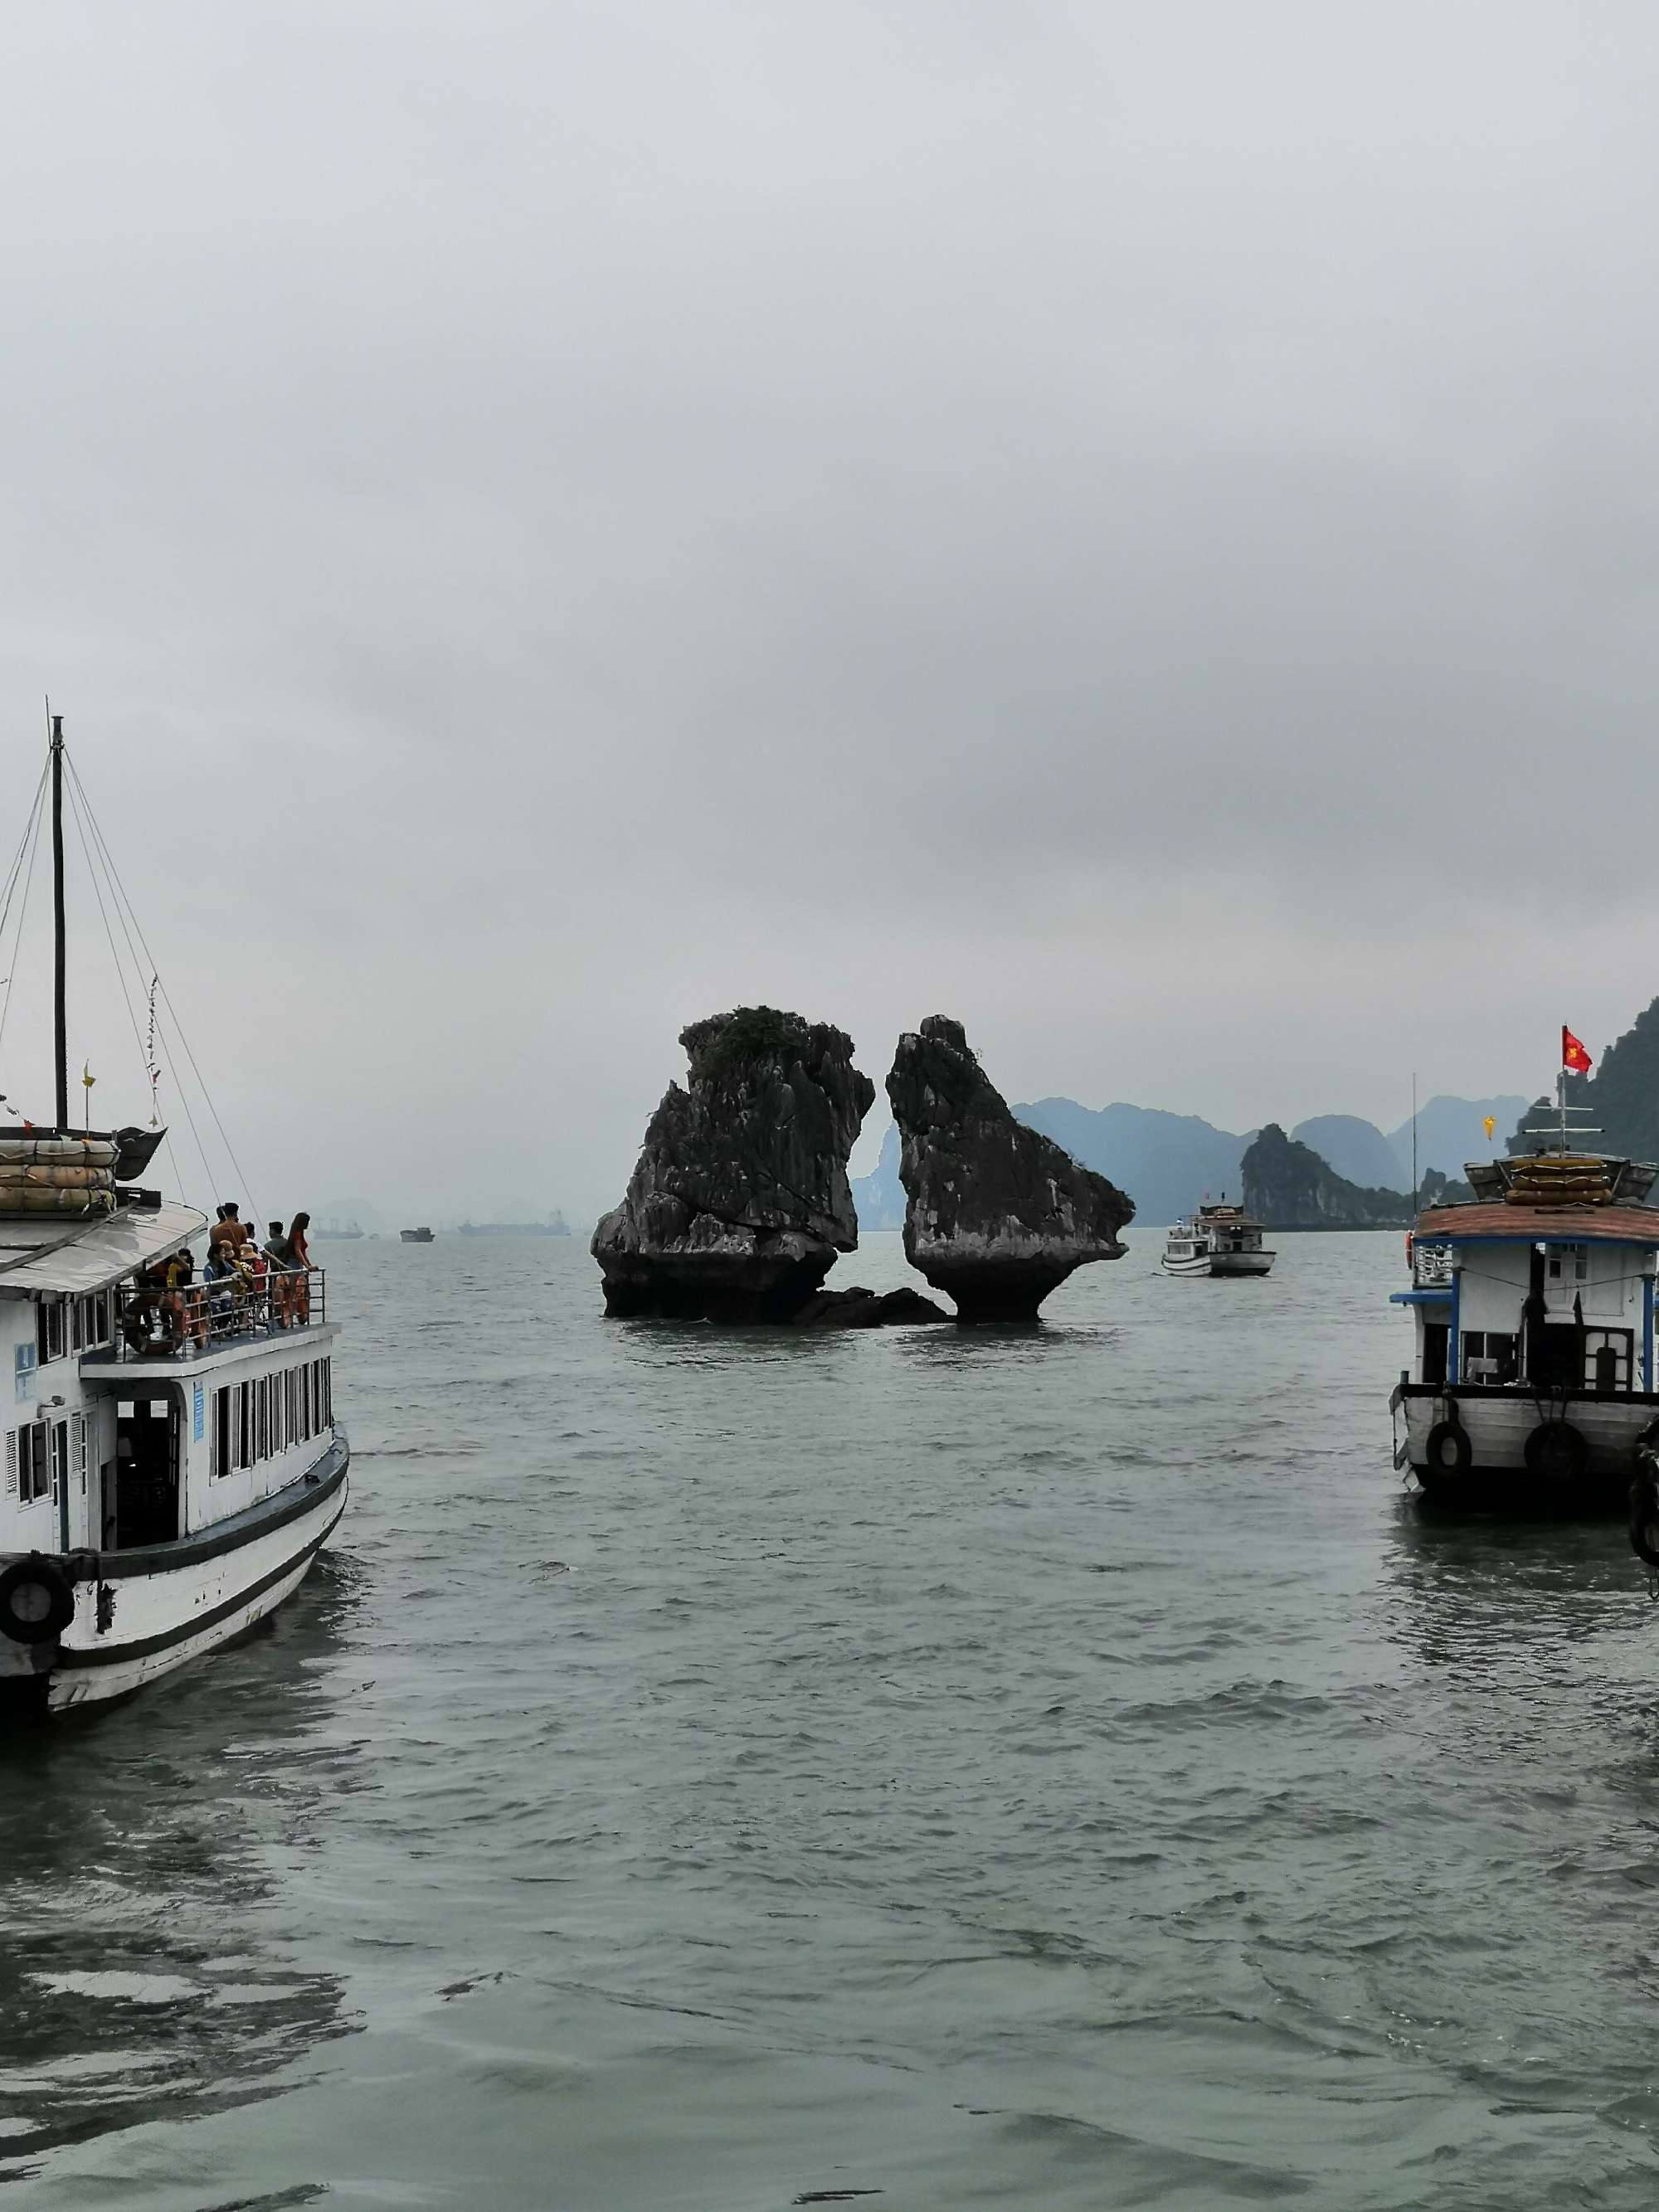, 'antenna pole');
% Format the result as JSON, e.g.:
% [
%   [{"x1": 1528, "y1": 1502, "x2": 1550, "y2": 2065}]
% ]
[
  {"x1": 49, "y1": 709, "x2": 67, "y2": 1130},
  {"x1": 1411, "y1": 1072, "x2": 1418, "y2": 1213}
]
